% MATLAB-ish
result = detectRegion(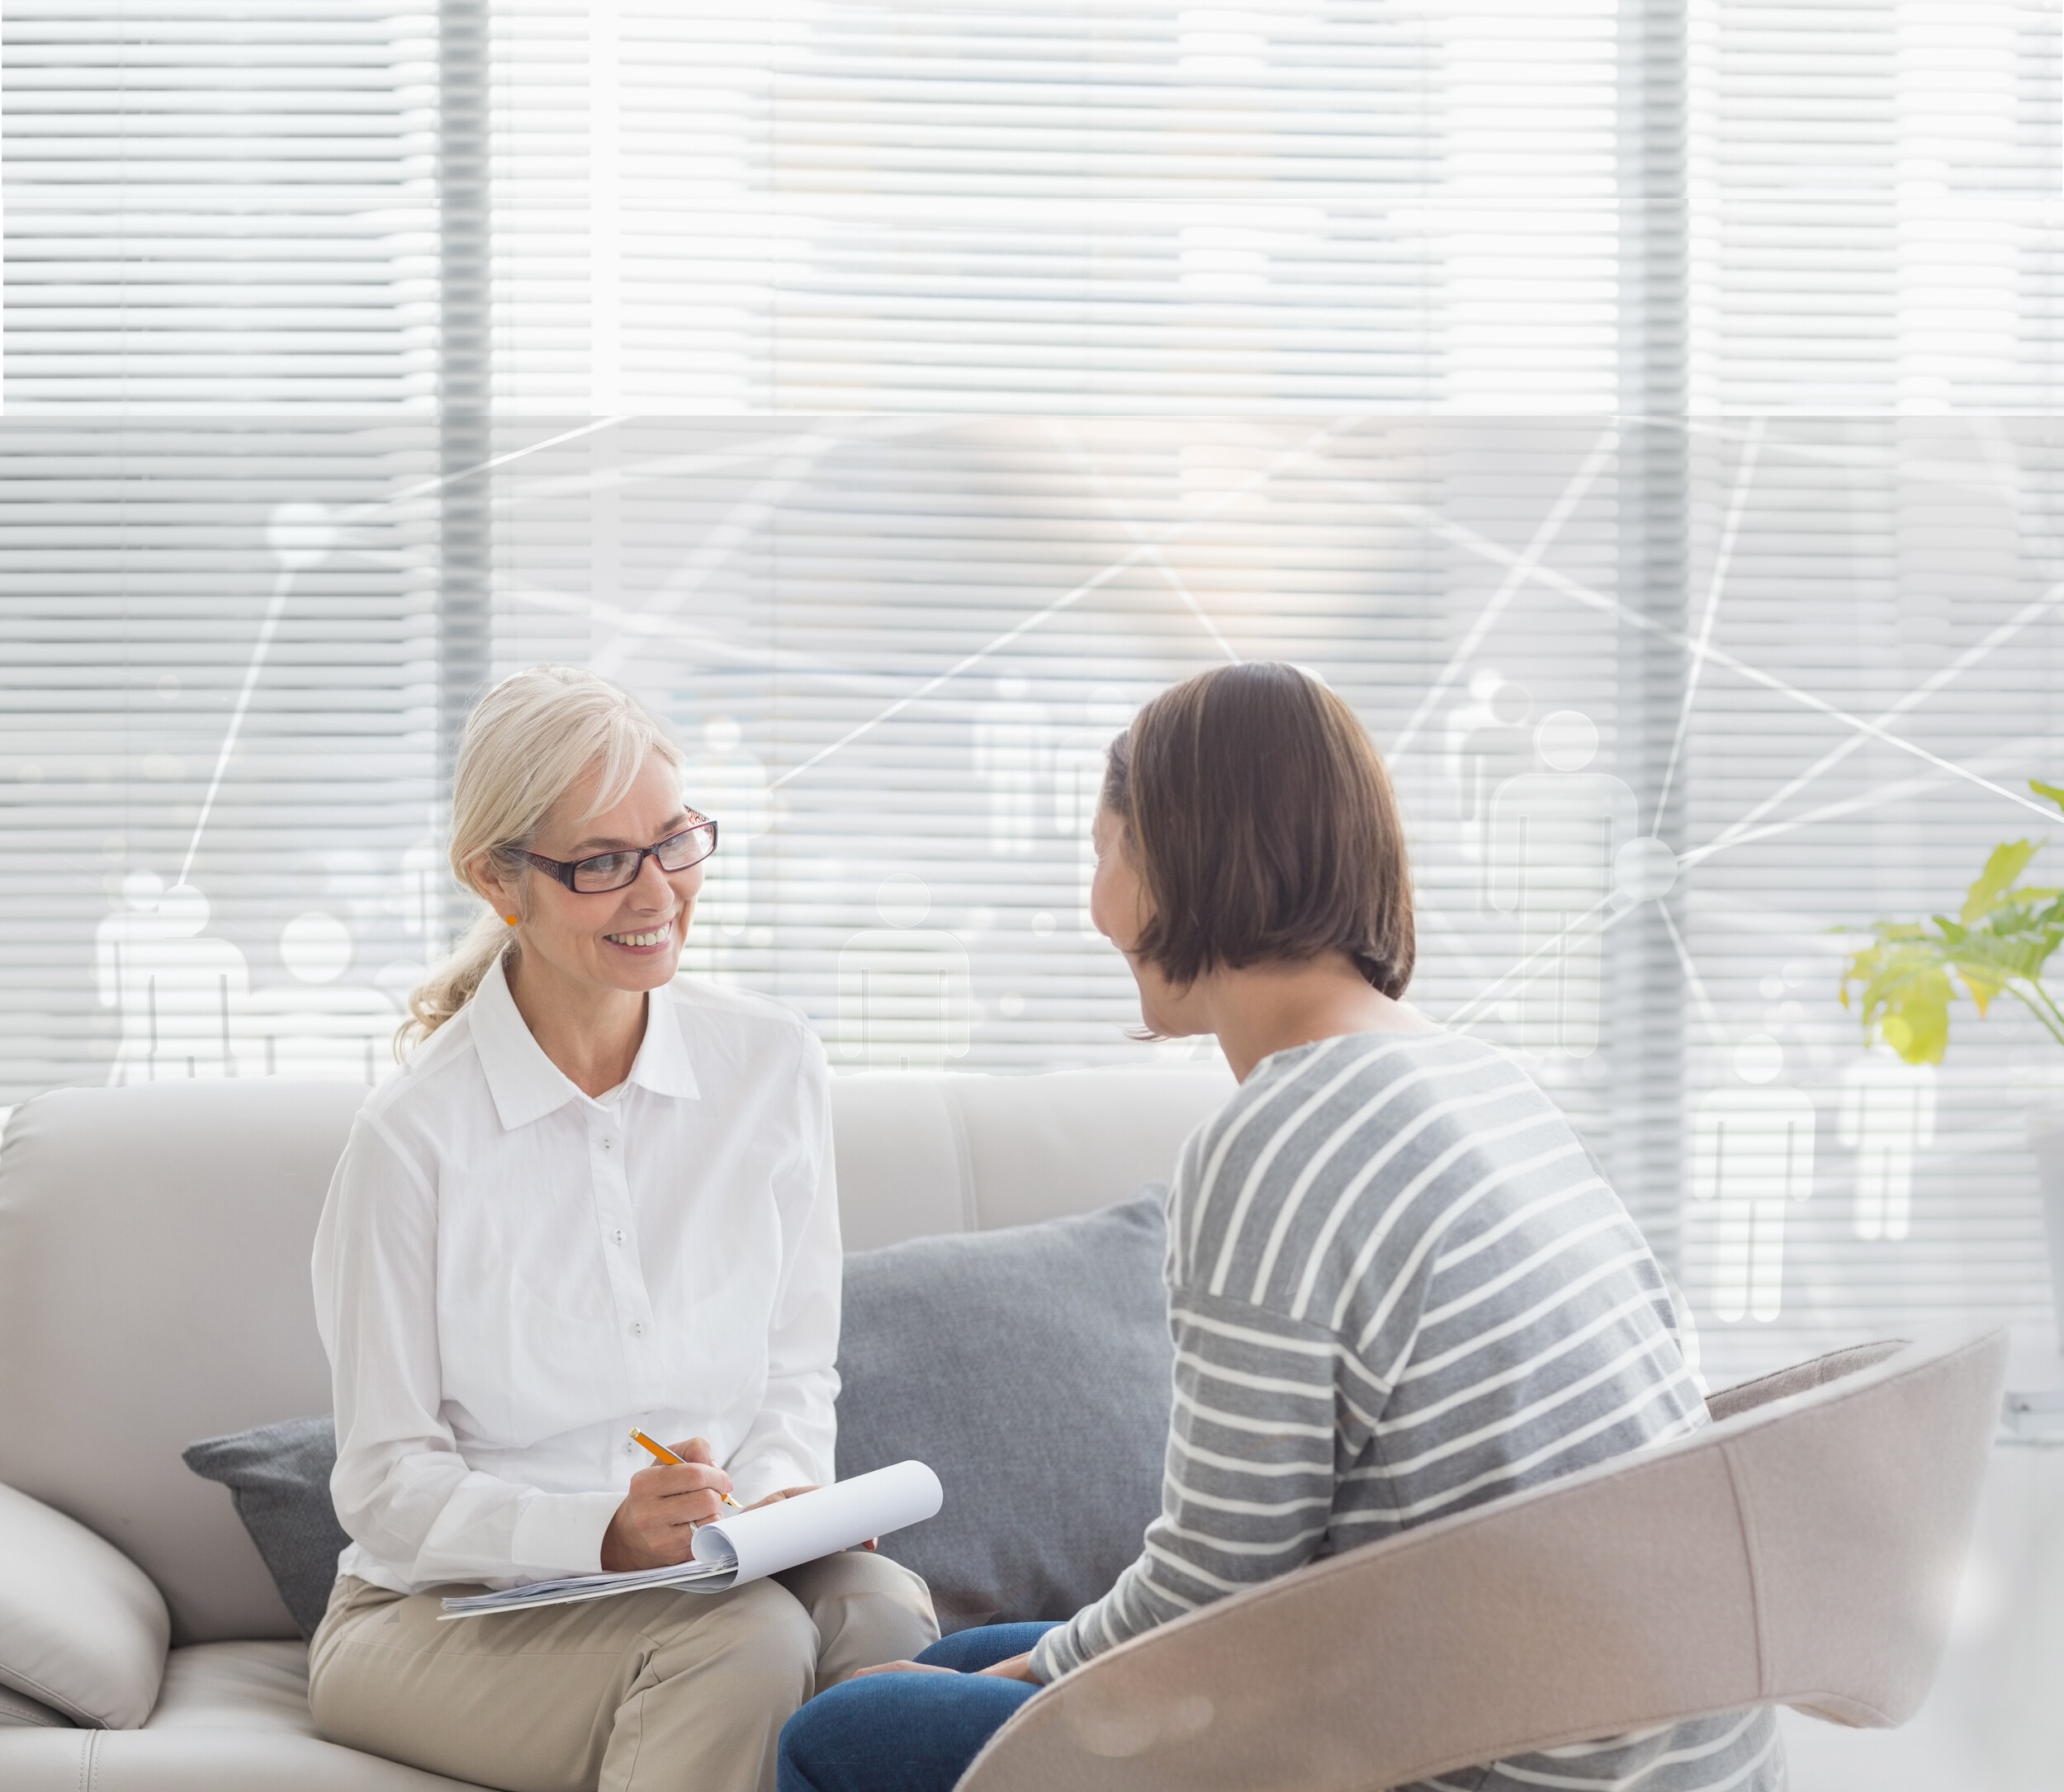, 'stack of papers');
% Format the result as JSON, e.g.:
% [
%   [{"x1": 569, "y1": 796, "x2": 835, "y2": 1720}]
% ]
[{"x1": 441, "y1": 1459, "x2": 942, "y2": 1619}]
